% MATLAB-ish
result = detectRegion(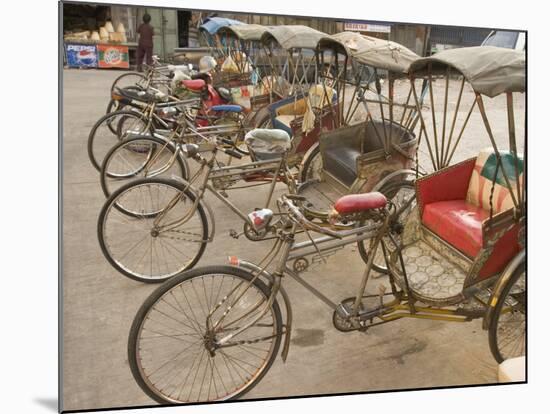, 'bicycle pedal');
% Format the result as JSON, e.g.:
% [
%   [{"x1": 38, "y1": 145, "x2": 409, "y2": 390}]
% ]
[{"x1": 229, "y1": 229, "x2": 242, "y2": 239}]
